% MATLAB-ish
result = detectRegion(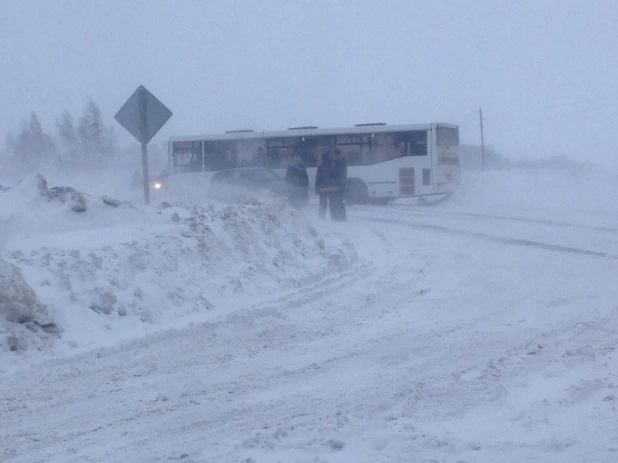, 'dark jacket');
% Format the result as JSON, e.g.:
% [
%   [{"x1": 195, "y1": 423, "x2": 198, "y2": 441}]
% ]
[
  {"x1": 315, "y1": 157, "x2": 338, "y2": 191},
  {"x1": 285, "y1": 162, "x2": 309, "y2": 189},
  {"x1": 334, "y1": 156, "x2": 347, "y2": 193}
]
